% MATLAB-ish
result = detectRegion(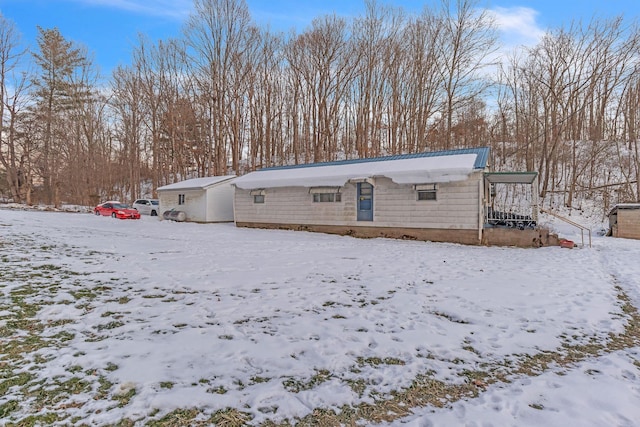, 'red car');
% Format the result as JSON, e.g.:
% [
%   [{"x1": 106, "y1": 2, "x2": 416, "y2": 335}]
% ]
[{"x1": 94, "y1": 201, "x2": 141, "y2": 219}]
